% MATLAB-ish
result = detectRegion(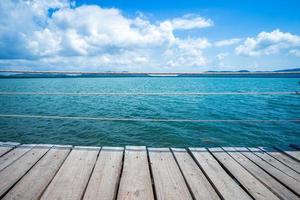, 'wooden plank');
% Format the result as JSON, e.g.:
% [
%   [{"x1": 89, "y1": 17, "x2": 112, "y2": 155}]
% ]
[
  {"x1": 0, "y1": 144, "x2": 51, "y2": 197},
  {"x1": 40, "y1": 146, "x2": 99, "y2": 200},
  {"x1": 237, "y1": 147, "x2": 300, "y2": 196},
  {"x1": 148, "y1": 148, "x2": 192, "y2": 200},
  {"x1": 171, "y1": 148, "x2": 220, "y2": 200},
  {"x1": 275, "y1": 146, "x2": 300, "y2": 162},
  {"x1": 0, "y1": 144, "x2": 35, "y2": 171},
  {"x1": 259, "y1": 147, "x2": 300, "y2": 174},
  {"x1": 117, "y1": 146, "x2": 154, "y2": 200},
  {"x1": 189, "y1": 148, "x2": 252, "y2": 200},
  {"x1": 223, "y1": 147, "x2": 299, "y2": 200},
  {"x1": 0, "y1": 142, "x2": 19, "y2": 157},
  {"x1": 209, "y1": 148, "x2": 279, "y2": 200},
  {"x1": 249, "y1": 148, "x2": 300, "y2": 182},
  {"x1": 2, "y1": 145, "x2": 71, "y2": 200},
  {"x1": 83, "y1": 147, "x2": 124, "y2": 200}
]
